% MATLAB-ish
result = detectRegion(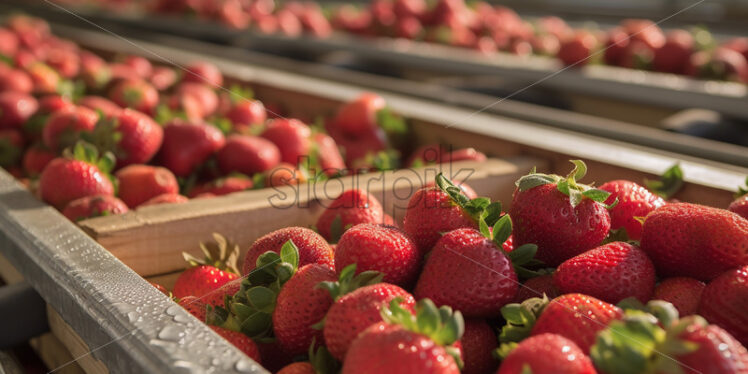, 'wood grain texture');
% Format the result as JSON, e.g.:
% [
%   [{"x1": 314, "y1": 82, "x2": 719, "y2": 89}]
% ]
[
  {"x1": 46, "y1": 306, "x2": 109, "y2": 374},
  {"x1": 29, "y1": 333, "x2": 86, "y2": 374}
]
